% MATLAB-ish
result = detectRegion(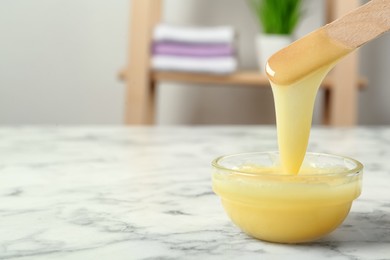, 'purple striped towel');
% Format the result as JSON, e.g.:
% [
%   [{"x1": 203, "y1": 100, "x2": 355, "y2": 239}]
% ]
[{"x1": 152, "y1": 42, "x2": 235, "y2": 57}]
